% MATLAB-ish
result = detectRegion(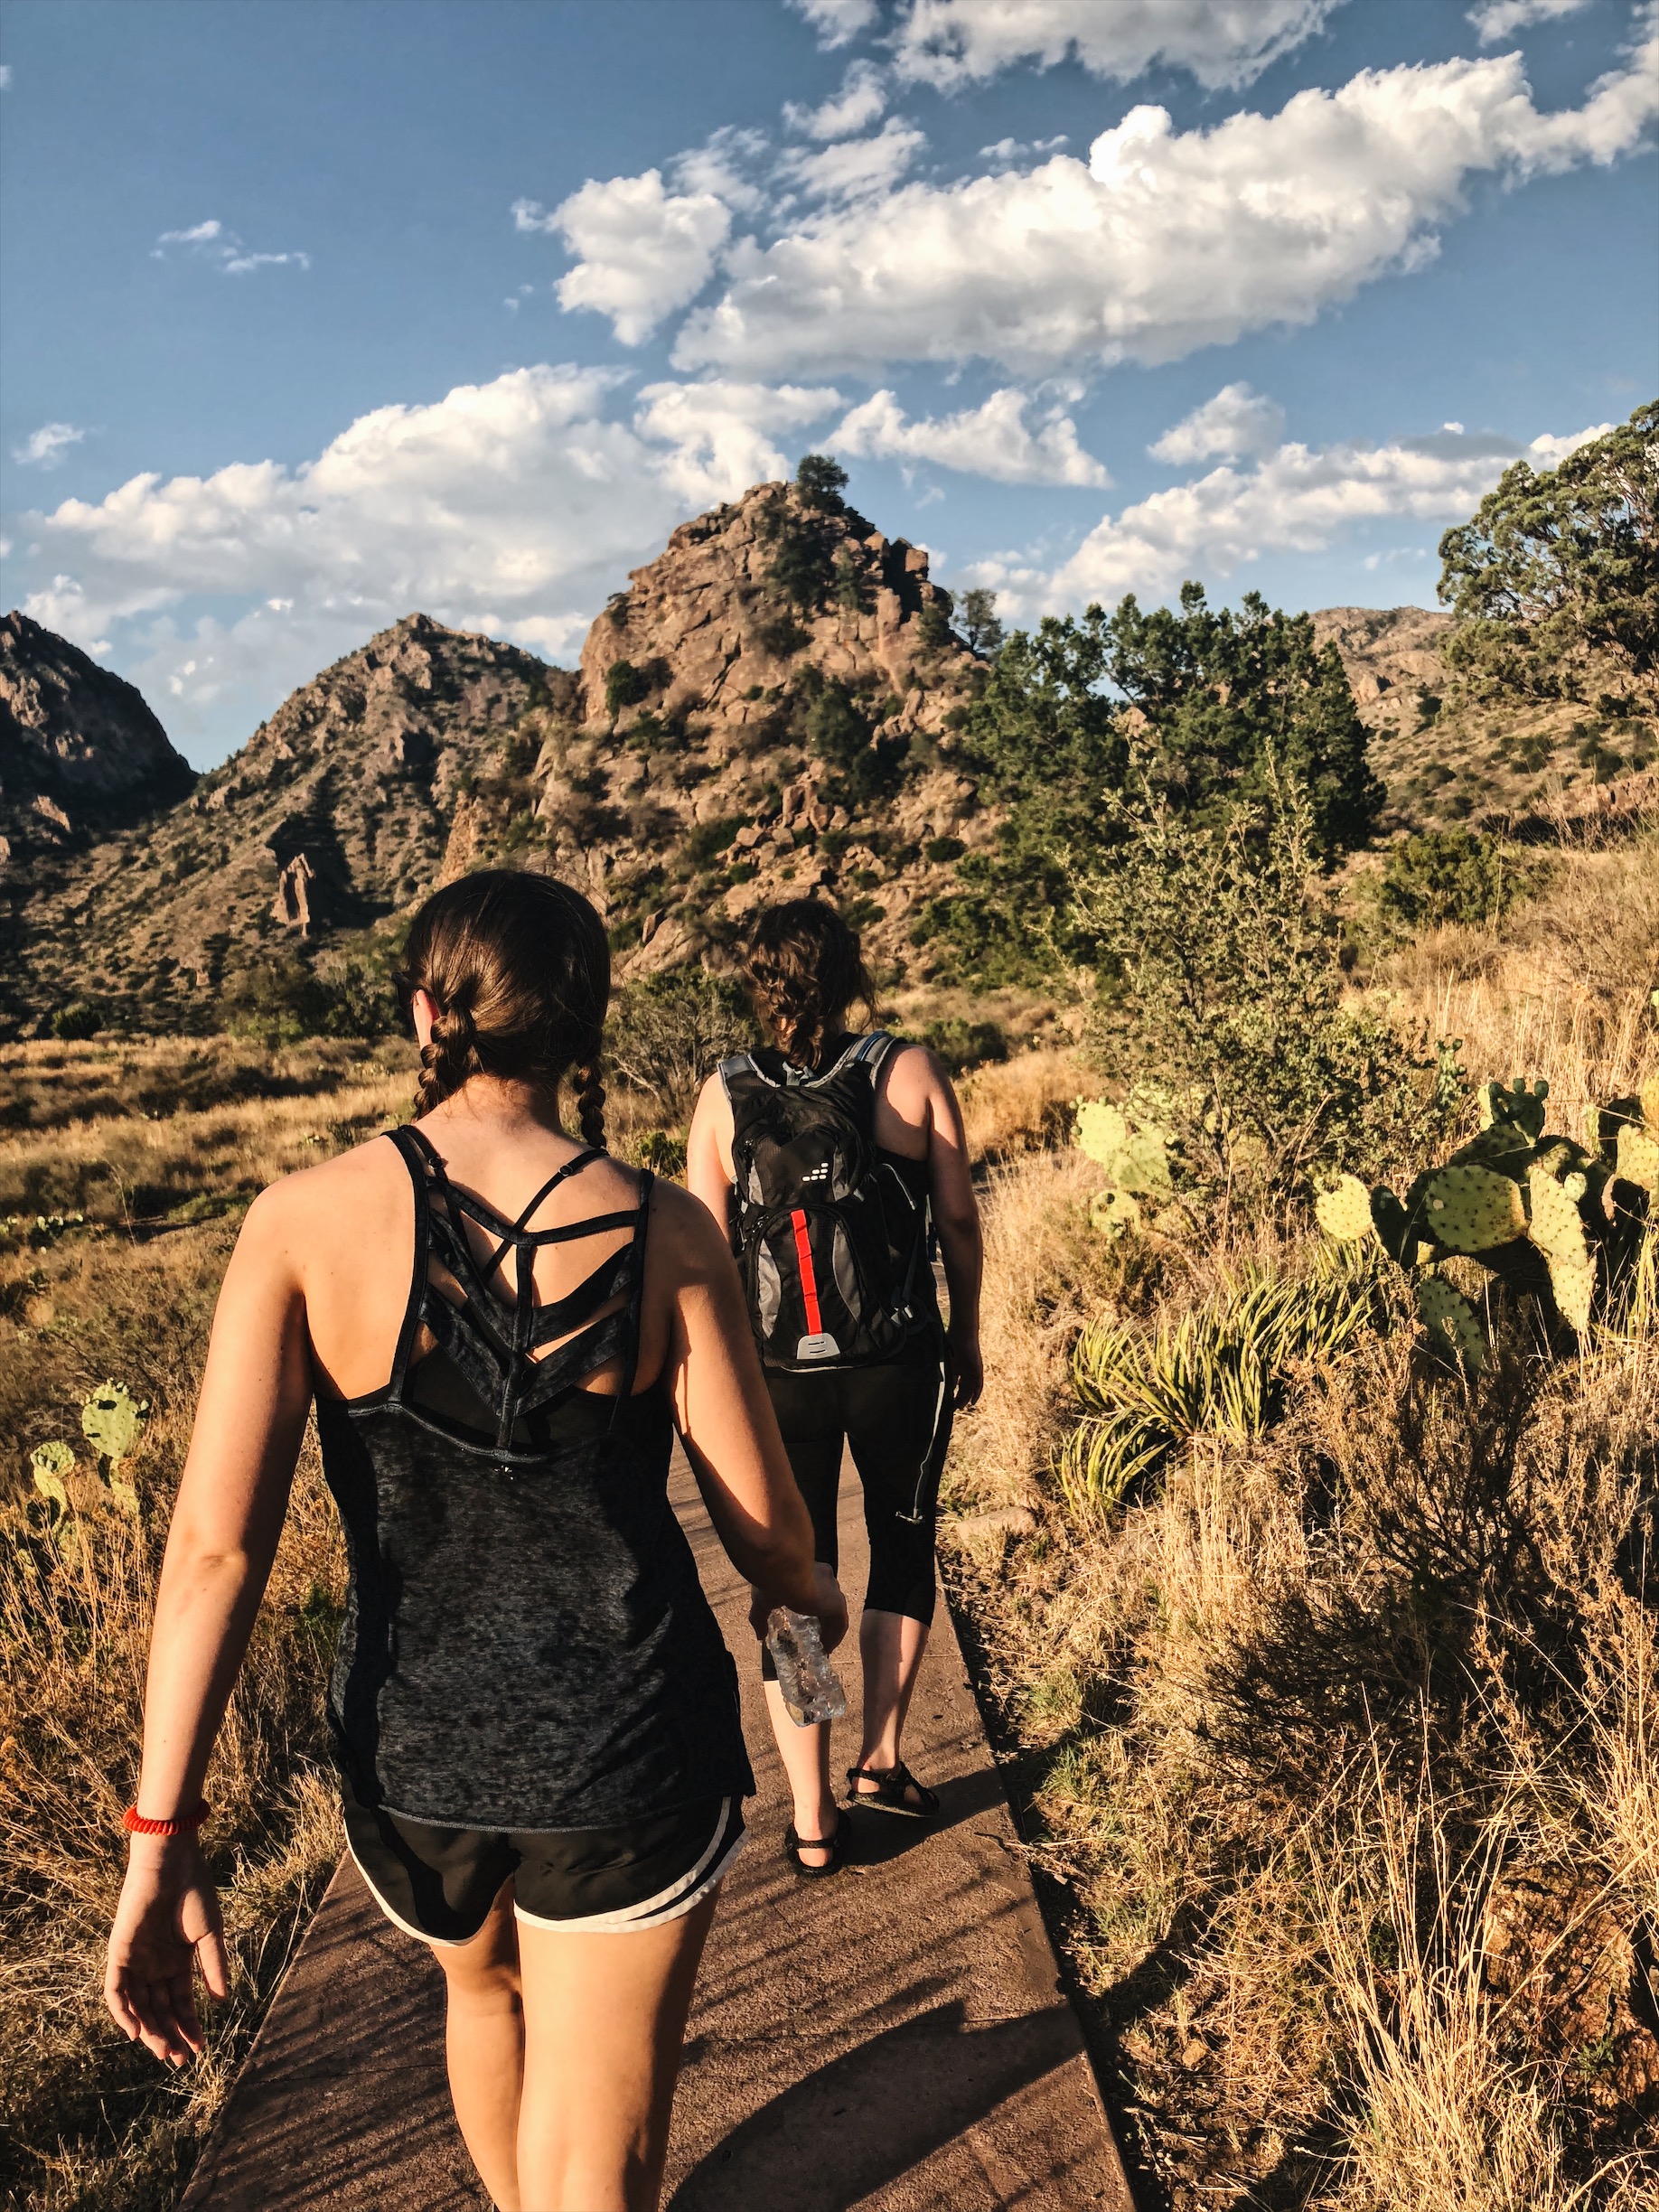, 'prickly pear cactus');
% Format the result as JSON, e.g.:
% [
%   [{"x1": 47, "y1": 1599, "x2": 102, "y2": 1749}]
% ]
[
  {"x1": 1480, "y1": 1076, "x2": 1549, "y2": 1141},
  {"x1": 1315, "y1": 1174, "x2": 1374, "y2": 1243},
  {"x1": 1422, "y1": 1166, "x2": 1527, "y2": 1253},
  {"x1": 1076, "y1": 1096, "x2": 1172, "y2": 1238},
  {"x1": 81, "y1": 1382, "x2": 147, "y2": 1467},
  {"x1": 30, "y1": 1439, "x2": 75, "y2": 1516},
  {"x1": 1316, "y1": 1071, "x2": 1657, "y2": 1364},
  {"x1": 1417, "y1": 1278, "x2": 1488, "y2": 1371}
]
